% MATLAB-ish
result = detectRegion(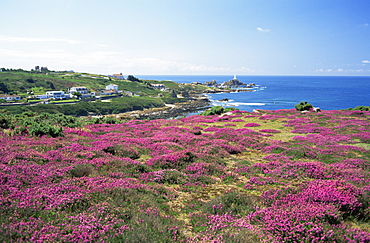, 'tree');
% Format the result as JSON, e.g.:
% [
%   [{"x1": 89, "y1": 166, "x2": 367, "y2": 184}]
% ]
[
  {"x1": 170, "y1": 89, "x2": 177, "y2": 98},
  {"x1": 73, "y1": 92, "x2": 82, "y2": 98},
  {"x1": 0, "y1": 82, "x2": 9, "y2": 93},
  {"x1": 127, "y1": 75, "x2": 140, "y2": 82},
  {"x1": 46, "y1": 81, "x2": 55, "y2": 90},
  {"x1": 26, "y1": 78, "x2": 35, "y2": 83}
]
